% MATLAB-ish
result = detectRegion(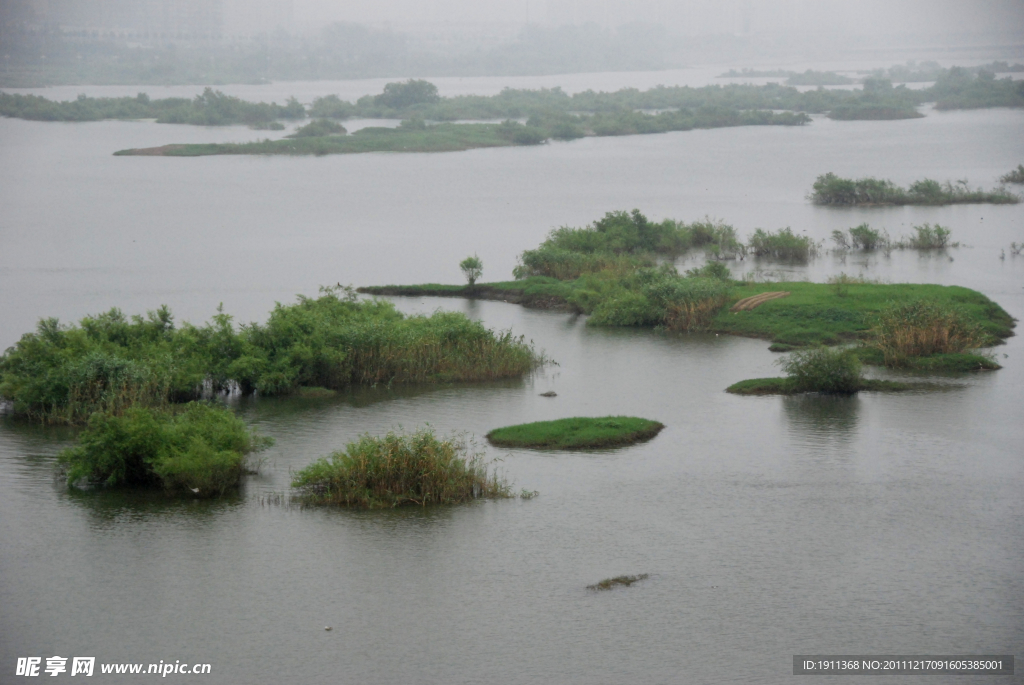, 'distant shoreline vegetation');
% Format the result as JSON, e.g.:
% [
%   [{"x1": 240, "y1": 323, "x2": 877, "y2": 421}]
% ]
[
  {"x1": 4, "y1": 62, "x2": 1022, "y2": 136},
  {"x1": 112, "y1": 109, "x2": 811, "y2": 157},
  {"x1": 810, "y1": 173, "x2": 1019, "y2": 206}
]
